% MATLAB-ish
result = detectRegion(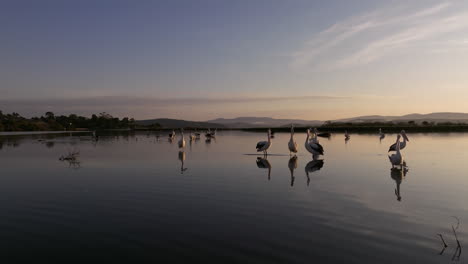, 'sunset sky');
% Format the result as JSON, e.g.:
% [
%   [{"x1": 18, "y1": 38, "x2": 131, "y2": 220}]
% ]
[{"x1": 2, "y1": 0, "x2": 468, "y2": 120}]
